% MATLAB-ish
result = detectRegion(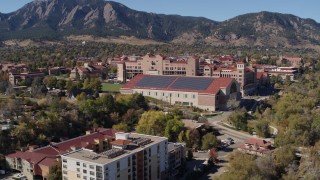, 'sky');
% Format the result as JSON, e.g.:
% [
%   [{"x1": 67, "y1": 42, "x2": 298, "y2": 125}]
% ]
[{"x1": 0, "y1": 0, "x2": 319, "y2": 22}]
